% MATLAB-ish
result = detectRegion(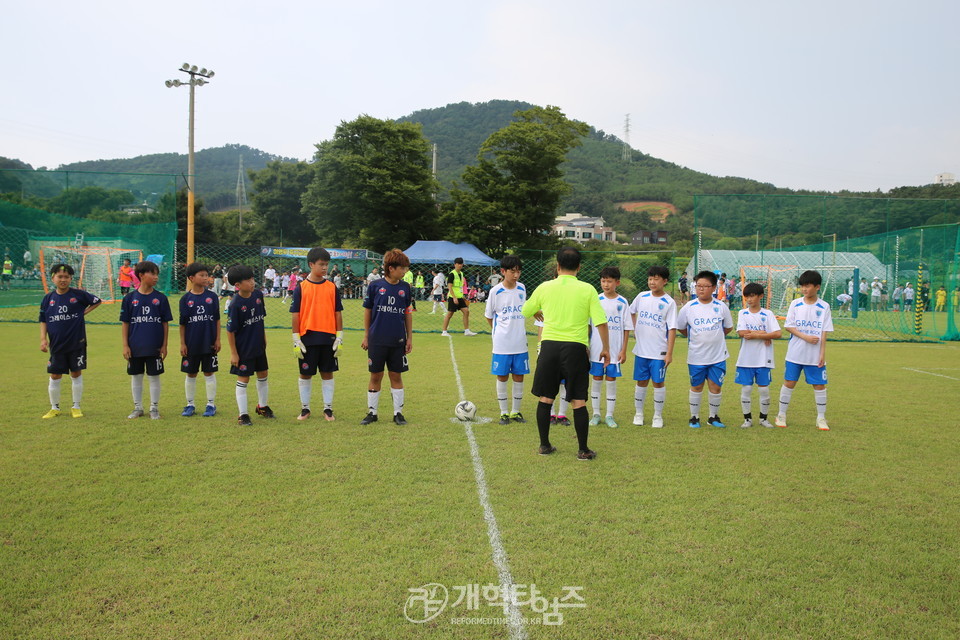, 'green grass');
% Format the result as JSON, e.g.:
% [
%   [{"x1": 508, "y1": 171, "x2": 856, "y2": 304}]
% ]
[{"x1": 2, "y1": 322, "x2": 959, "y2": 638}]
